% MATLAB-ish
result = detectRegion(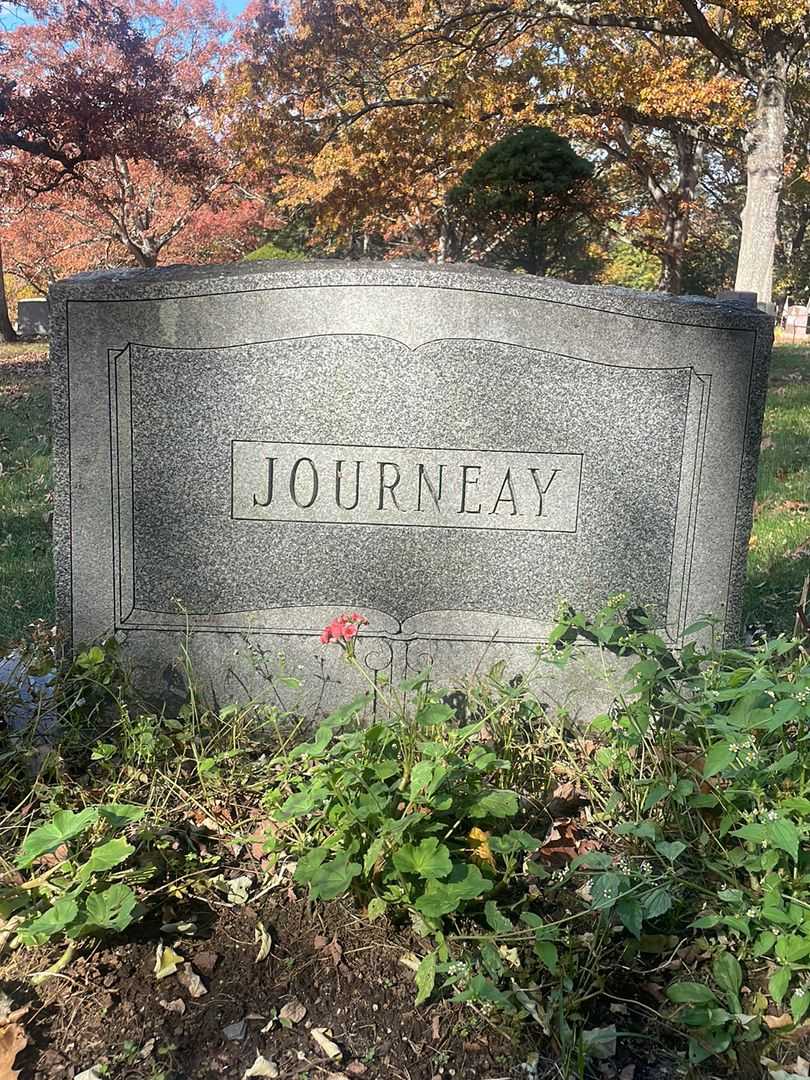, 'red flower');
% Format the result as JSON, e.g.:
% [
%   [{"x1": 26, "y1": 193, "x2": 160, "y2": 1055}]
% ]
[{"x1": 319, "y1": 612, "x2": 367, "y2": 648}]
